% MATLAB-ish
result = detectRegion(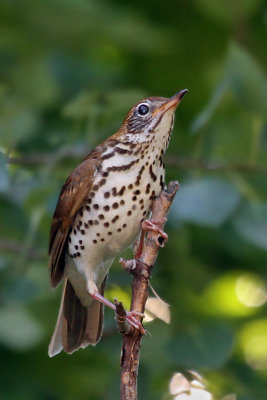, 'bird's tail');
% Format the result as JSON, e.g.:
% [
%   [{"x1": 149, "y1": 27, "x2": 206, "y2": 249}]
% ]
[{"x1": 48, "y1": 278, "x2": 105, "y2": 357}]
